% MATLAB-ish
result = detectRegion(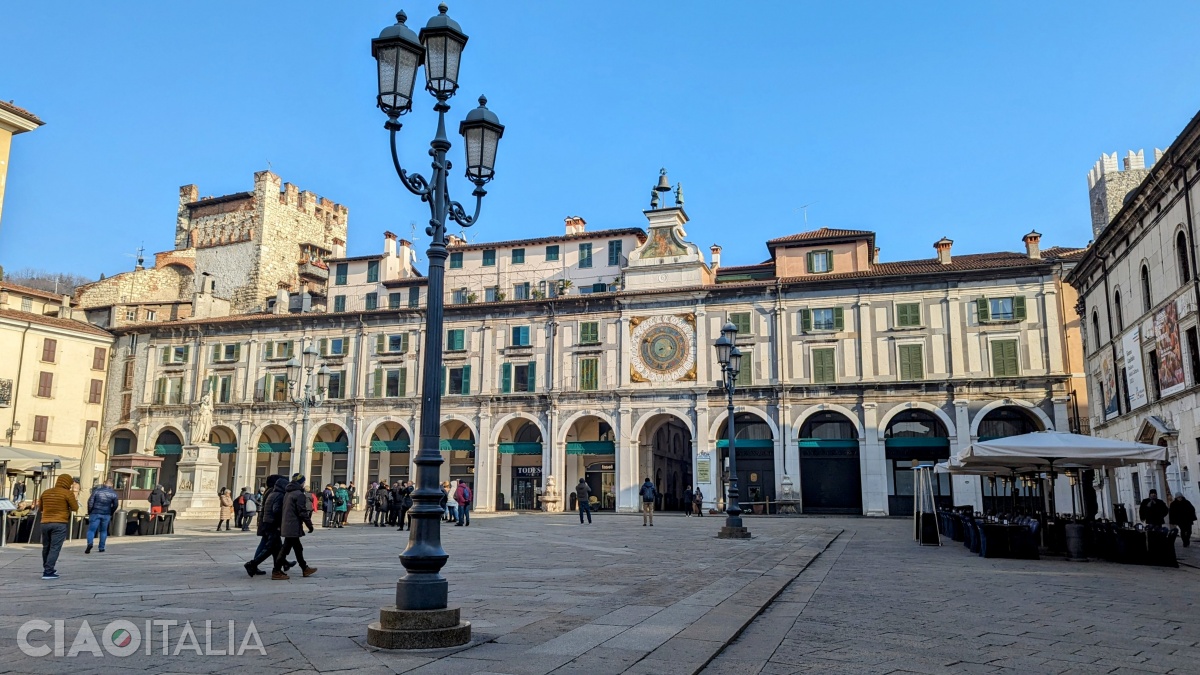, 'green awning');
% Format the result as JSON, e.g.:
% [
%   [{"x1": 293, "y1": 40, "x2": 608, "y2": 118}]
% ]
[
  {"x1": 498, "y1": 442, "x2": 541, "y2": 455},
  {"x1": 566, "y1": 441, "x2": 615, "y2": 455},
  {"x1": 258, "y1": 442, "x2": 292, "y2": 453},
  {"x1": 313, "y1": 441, "x2": 348, "y2": 454},
  {"x1": 715, "y1": 438, "x2": 774, "y2": 449},
  {"x1": 796, "y1": 438, "x2": 859, "y2": 449},
  {"x1": 153, "y1": 444, "x2": 182, "y2": 456},
  {"x1": 371, "y1": 440, "x2": 410, "y2": 453},
  {"x1": 439, "y1": 439, "x2": 475, "y2": 452},
  {"x1": 216, "y1": 443, "x2": 237, "y2": 454},
  {"x1": 884, "y1": 437, "x2": 950, "y2": 448}
]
